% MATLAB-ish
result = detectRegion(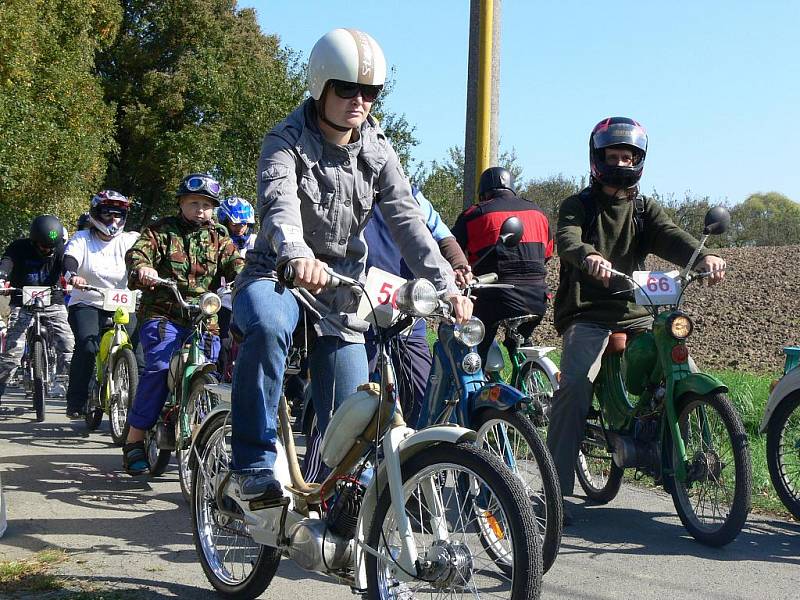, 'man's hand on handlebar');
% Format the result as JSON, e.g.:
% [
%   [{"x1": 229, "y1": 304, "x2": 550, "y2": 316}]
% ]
[
  {"x1": 137, "y1": 267, "x2": 161, "y2": 289},
  {"x1": 287, "y1": 258, "x2": 329, "y2": 294},
  {"x1": 69, "y1": 275, "x2": 89, "y2": 290},
  {"x1": 447, "y1": 294, "x2": 473, "y2": 324},
  {"x1": 453, "y1": 264, "x2": 473, "y2": 289},
  {"x1": 583, "y1": 254, "x2": 613, "y2": 288},
  {"x1": 695, "y1": 255, "x2": 726, "y2": 286}
]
